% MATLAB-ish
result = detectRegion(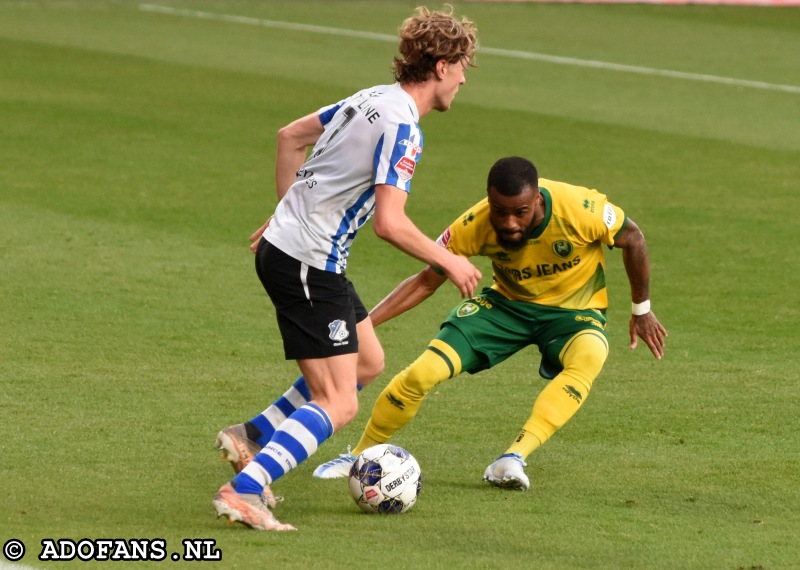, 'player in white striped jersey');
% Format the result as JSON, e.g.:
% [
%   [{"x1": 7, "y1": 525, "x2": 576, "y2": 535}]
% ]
[
  {"x1": 265, "y1": 83, "x2": 426, "y2": 274},
  {"x1": 212, "y1": 6, "x2": 481, "y2": 531}
]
